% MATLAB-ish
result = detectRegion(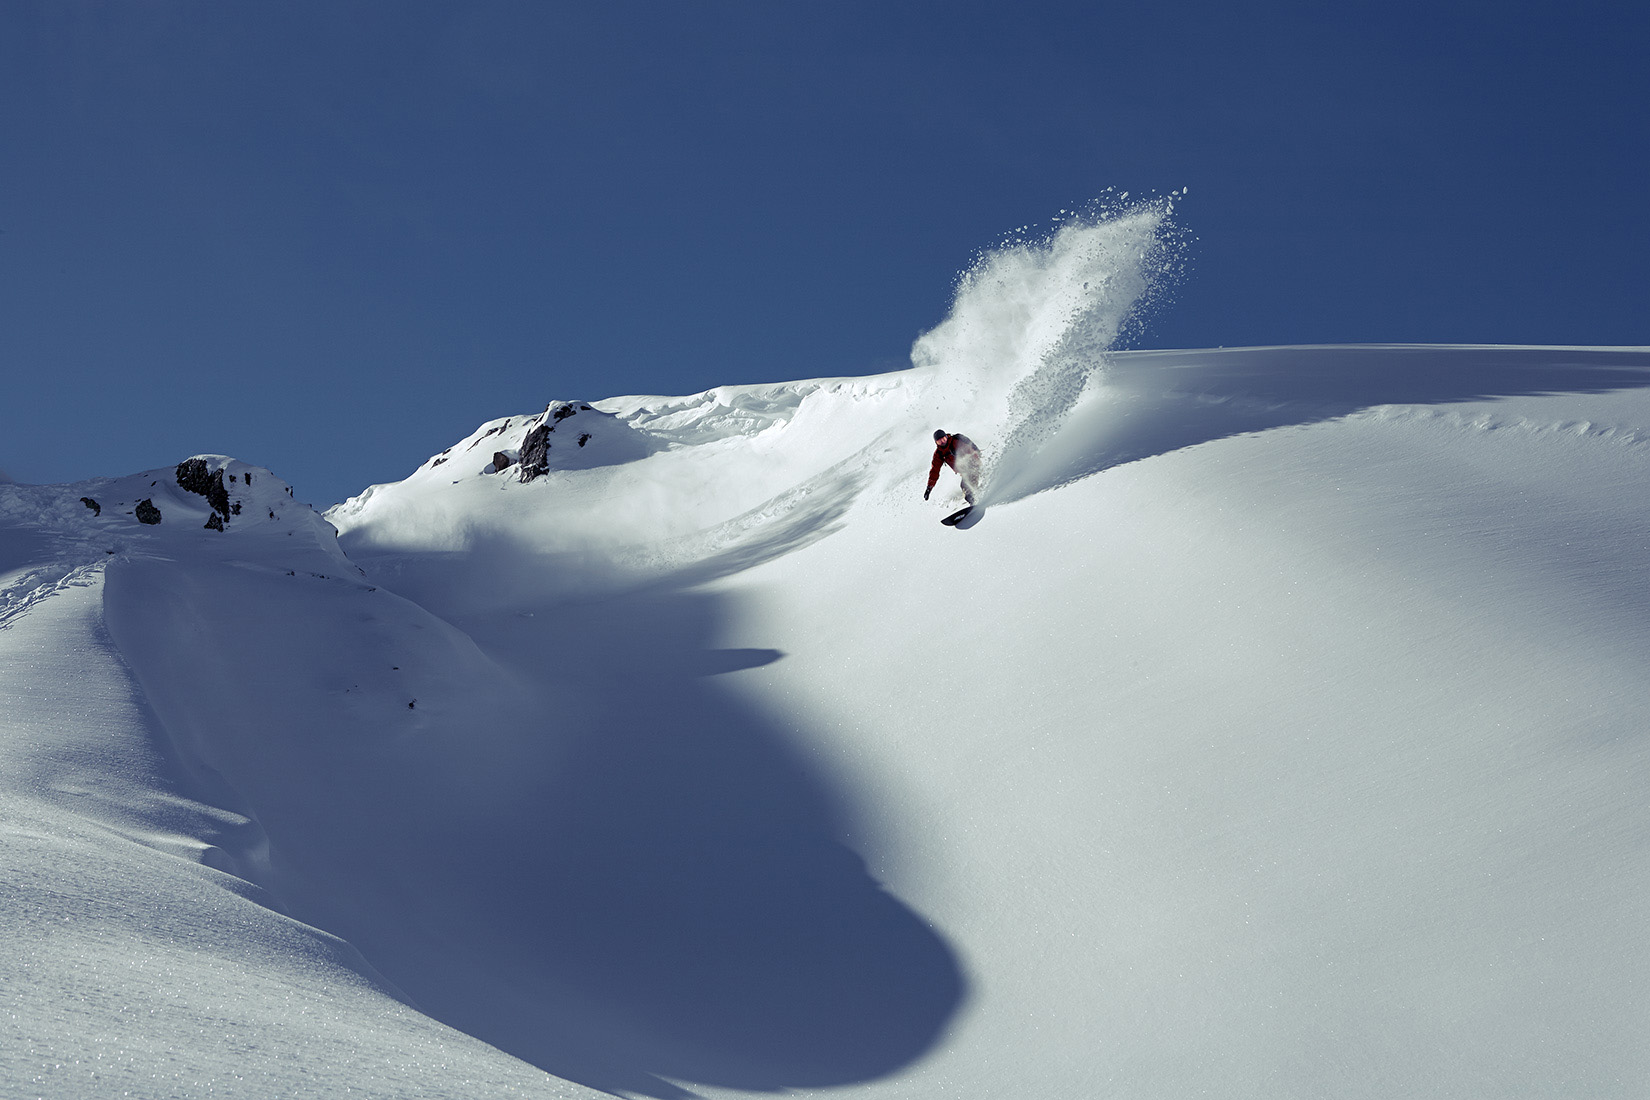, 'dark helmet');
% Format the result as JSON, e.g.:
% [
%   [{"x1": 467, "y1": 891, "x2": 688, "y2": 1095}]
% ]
[{"x1": 934, "y1": 429, "x2": 948, "y2": 441}]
